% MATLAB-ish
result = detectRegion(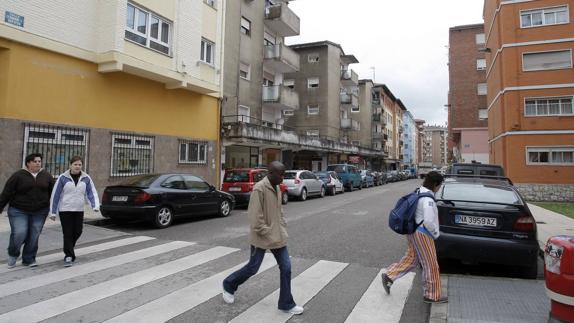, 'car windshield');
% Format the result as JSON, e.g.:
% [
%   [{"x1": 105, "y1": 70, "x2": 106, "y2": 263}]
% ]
[
  {"x1": 441, "y1": 183, "x2": 521, "y2": 205},
  {"x1": 224, "y1": 171, "x2": 250, "y2": 182},
  {"x1": 118, "y1": 174, "x2": 160, "y2": 187},
  {"x1": 327, "y1": 165, "x2": 345, "y2": 173},
  {"x1": 284, "y1": 172, "x2": 297, "y2": 179}
]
